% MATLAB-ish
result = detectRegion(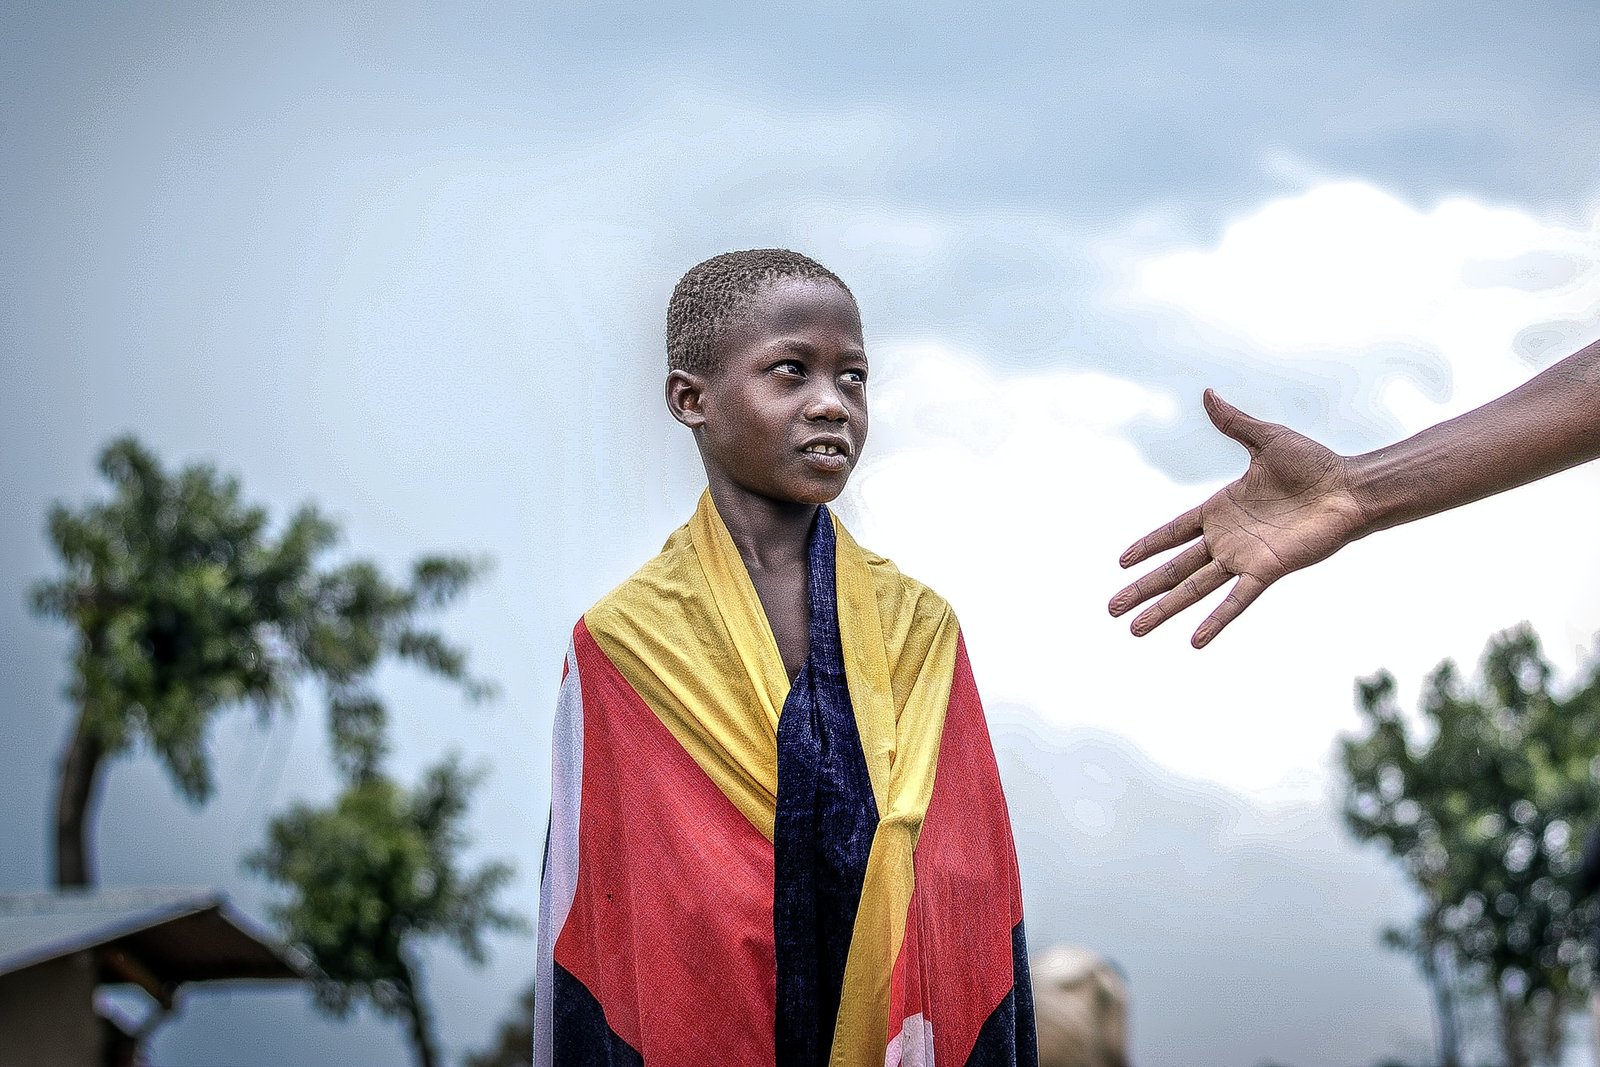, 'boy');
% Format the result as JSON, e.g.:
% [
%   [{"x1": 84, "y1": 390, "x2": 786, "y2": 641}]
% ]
[{"x1": 535, "y1": 250, "x2": 1035, "y2": 1067}]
